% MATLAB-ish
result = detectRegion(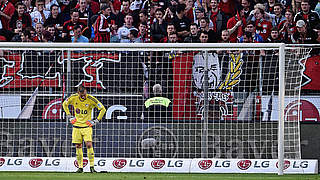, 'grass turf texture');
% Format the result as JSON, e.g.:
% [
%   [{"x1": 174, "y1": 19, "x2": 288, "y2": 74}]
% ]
[{"x1": 0, "y1": 172, "x2": 319, "y2": 180}]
